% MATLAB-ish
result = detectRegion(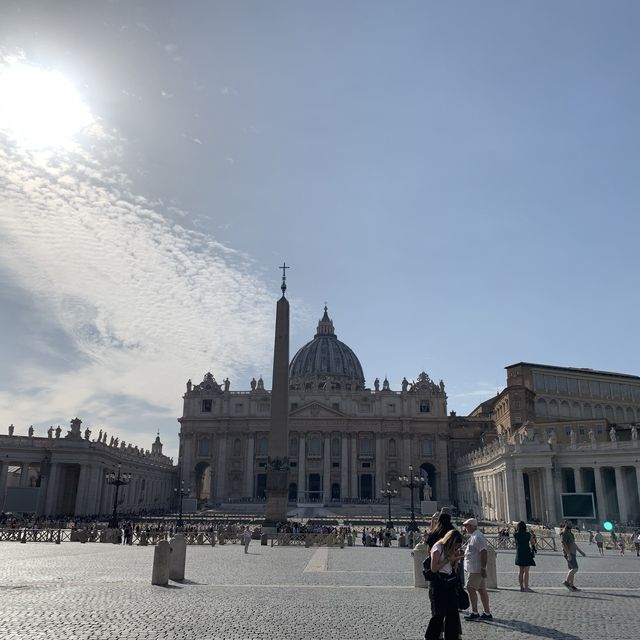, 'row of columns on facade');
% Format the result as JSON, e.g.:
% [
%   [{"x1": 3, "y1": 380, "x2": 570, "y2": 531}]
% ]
[
  {"x1": 463, "y1": 464, "x2": 640, "y2": 524},
  {"x1": 0, "y1": 461, "x2": 172, "y2": 517},
  {"x1": 183, "y1": 432, "x2": 448, "y2": 502}
]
